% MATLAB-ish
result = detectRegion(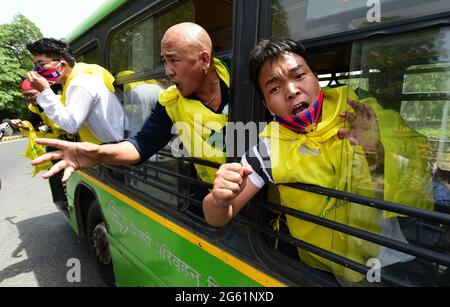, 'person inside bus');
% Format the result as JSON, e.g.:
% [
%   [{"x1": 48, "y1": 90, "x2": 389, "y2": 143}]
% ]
[
  {"x1": 115, "y1": 70, "x2": 163, "y2": 137},
  {"x1": 30, "y1": 23, "x2": 230, "y2": 191},
  {"x1": 202, "y1": 39, "x2": 434, "y2": 284},
  {"x1": 25, "y1": 38, "x2": 124, "y2": 144},
  {"x1": 433, "y1": 152, "x2": 450, "y2": 214}
]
